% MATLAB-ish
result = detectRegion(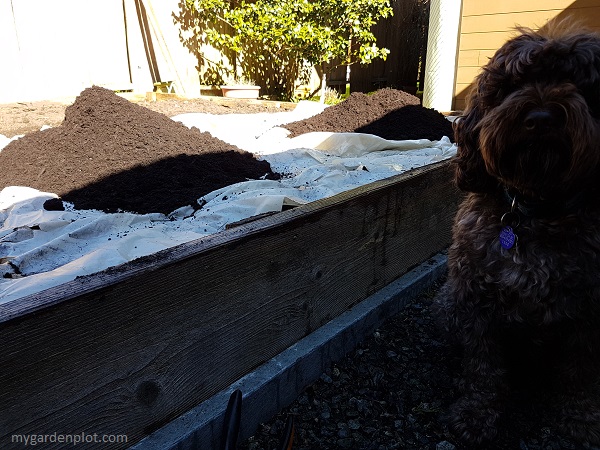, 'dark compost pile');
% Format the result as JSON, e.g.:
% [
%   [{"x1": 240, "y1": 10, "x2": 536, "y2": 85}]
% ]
[
  {"x1": 284, "y1": 88, "x2": 454, "y2": 142},
  {"x1": 0, "y1": 86, "x2": 278, "y2": 215},
  {"x1": 1, "y1": 87, "x2": 453, "y2": 216}
]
